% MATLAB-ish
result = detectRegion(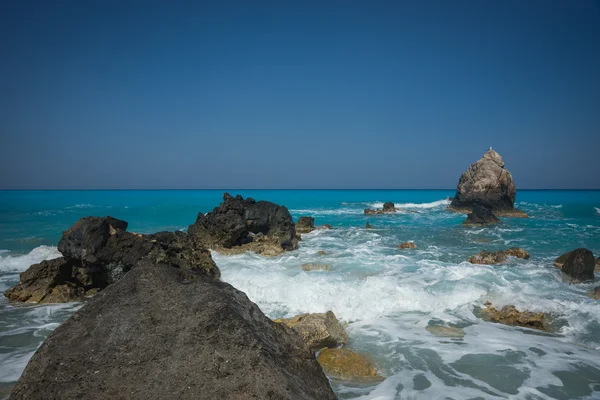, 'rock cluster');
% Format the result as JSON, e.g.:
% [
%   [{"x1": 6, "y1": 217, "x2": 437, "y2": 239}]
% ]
[
  {"x1": 188, "y1": 193, "x2": 297, "y2": 256},
  {"x1": 5, "y1": 217, "x2": 219, "y2": 304},
  {"x1": 10, "y1": 264, "x2": 336, "y2": 400},
  {"x1": 468, "y1": 248, "x2": 530, "y2": 264},
  {"x1": 449, "y1": 149, "x2": 527, "y2": 217},
  {"x1": 364, "y1": 202, "x2": 396, "y2": 215},
  {"x1": 462, "y1": 203, "x2": 500, "y2": 226},
  {"x1": 554, "y1": 248, "x2": 596, "y2": 282}
]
